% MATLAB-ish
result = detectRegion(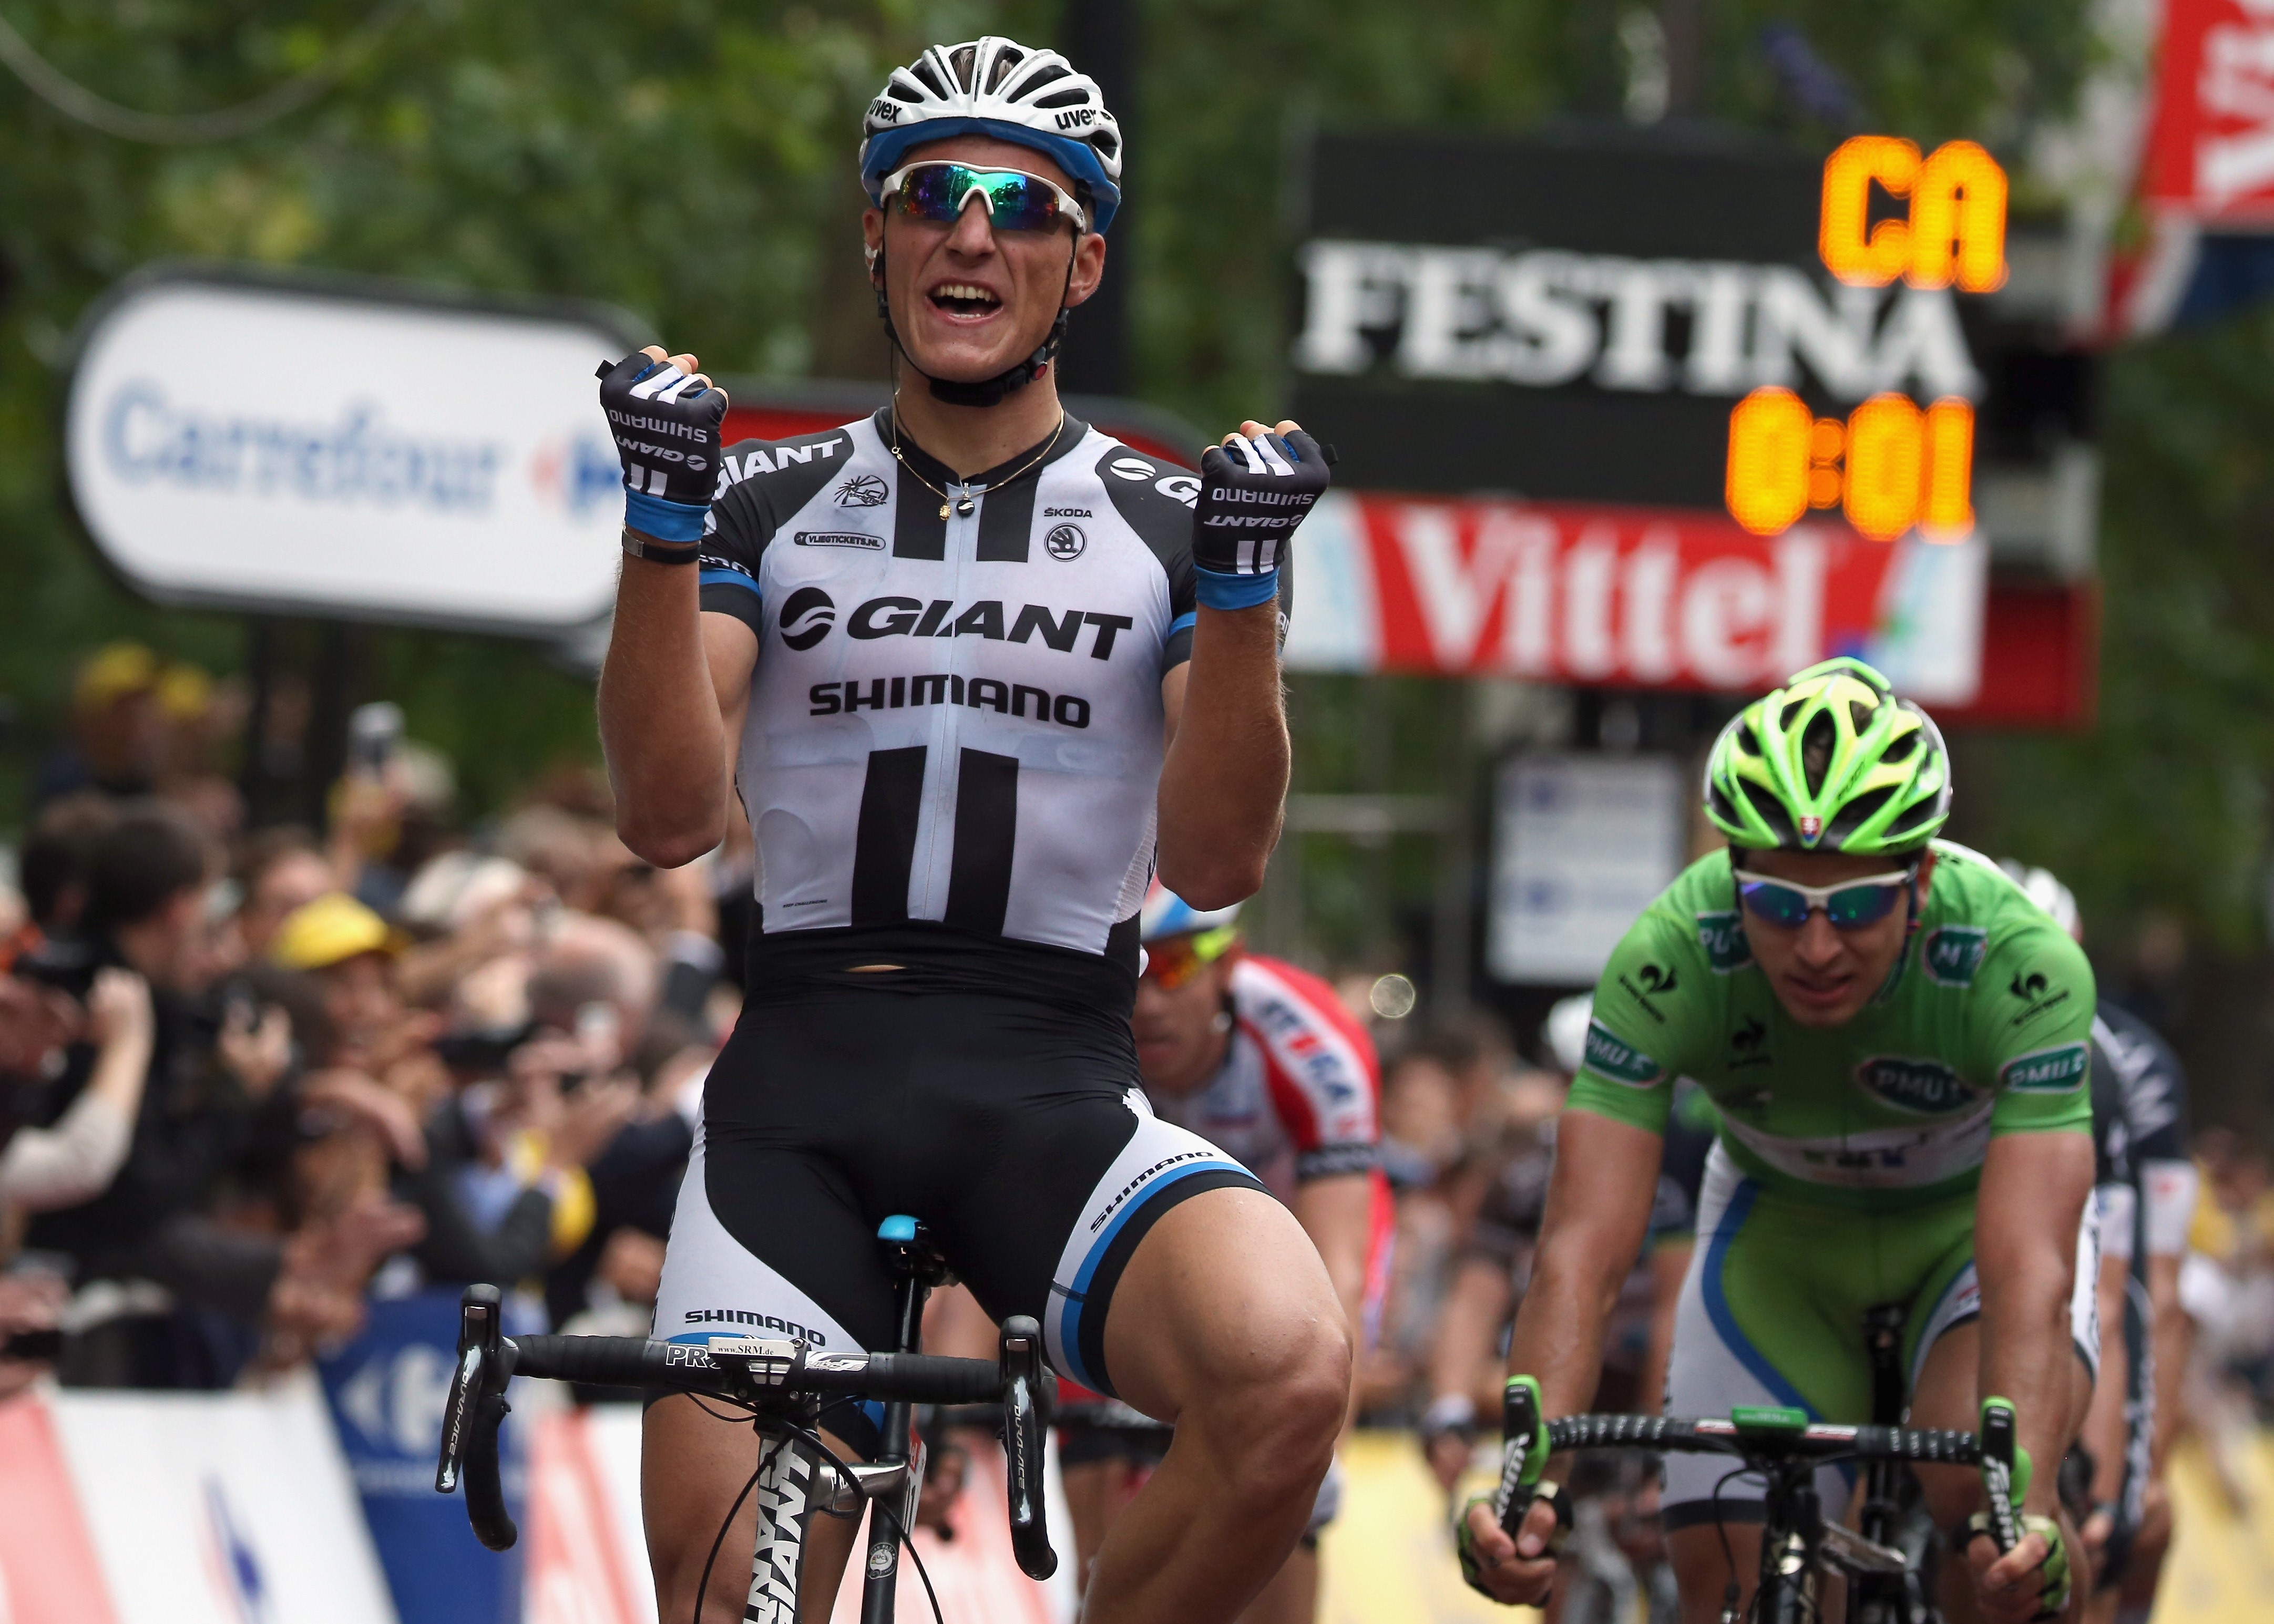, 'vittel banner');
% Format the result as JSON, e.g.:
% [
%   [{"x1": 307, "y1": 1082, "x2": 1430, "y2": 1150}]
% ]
[
  {"x1": 1282, "y1": 490, "x2": 1984, "y2": 701},
  {"x1": 65, "y1": 265, "x2": 638, "y2": 633}
]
